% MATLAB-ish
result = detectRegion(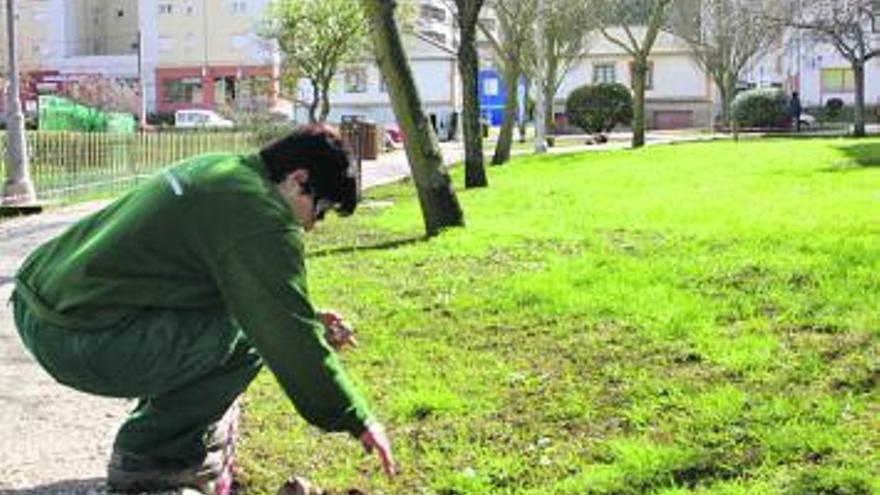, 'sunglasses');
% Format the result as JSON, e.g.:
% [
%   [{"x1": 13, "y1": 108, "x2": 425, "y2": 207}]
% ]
[{"x1": 298, "y1": 182, "x2": 345, "y2": 220}]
